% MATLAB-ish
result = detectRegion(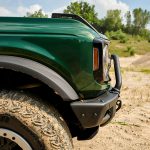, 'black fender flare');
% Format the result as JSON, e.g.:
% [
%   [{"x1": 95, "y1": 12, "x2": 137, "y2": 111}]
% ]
[{"x1": 0, "y1": 55, "x2": 79, "y2": 101}]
